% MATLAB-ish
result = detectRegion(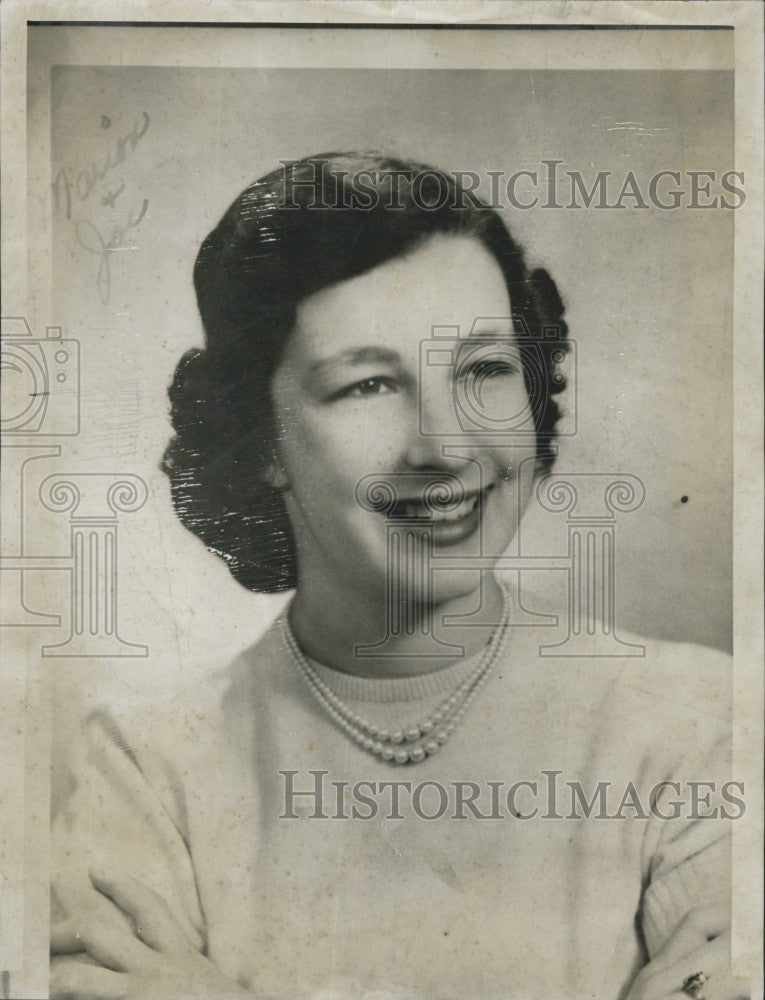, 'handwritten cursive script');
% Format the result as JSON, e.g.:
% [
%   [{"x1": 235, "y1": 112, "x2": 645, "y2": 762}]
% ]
[
  {"x1": 75, "y1": 200, "x2": 149, "y2": 305},
  {"x1": 51, "y1": 112, "x2": 150, "y2": 220}
]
